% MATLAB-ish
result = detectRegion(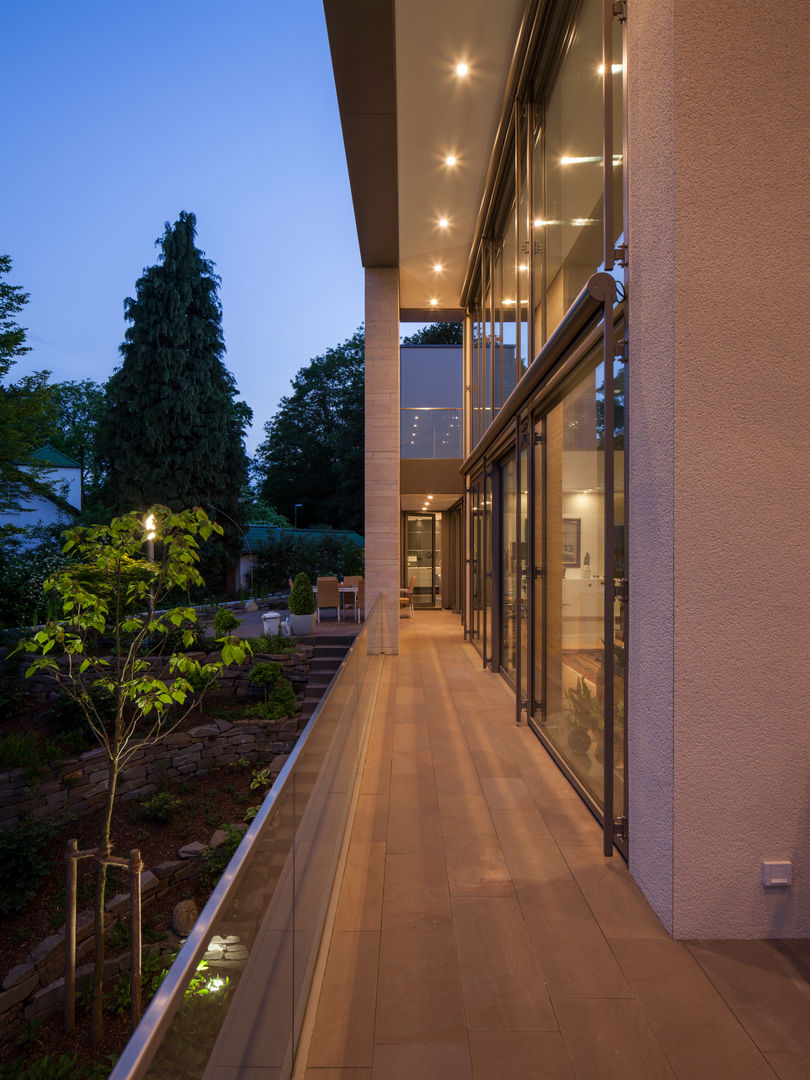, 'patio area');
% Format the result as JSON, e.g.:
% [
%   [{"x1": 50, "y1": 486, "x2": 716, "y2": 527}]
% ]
[{"x1": 300, "y1": 610, "x2": 810, "y2": 1079}]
